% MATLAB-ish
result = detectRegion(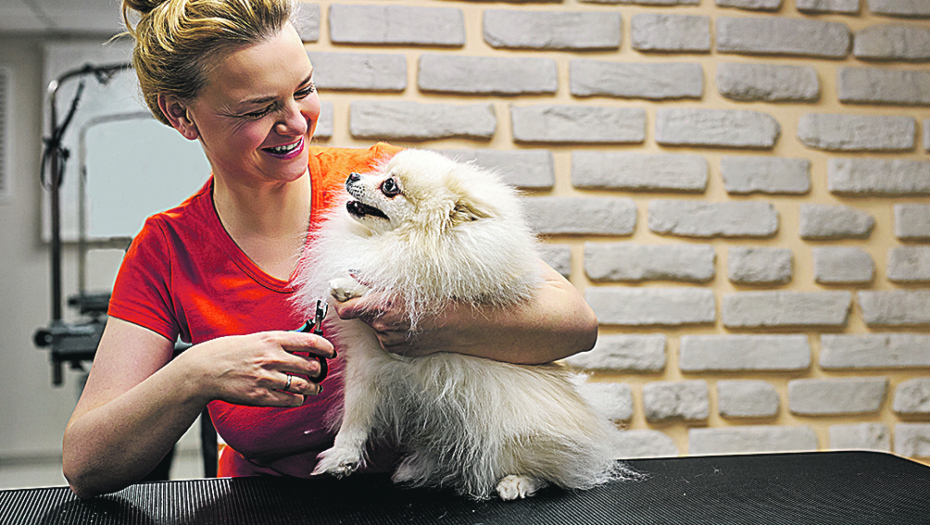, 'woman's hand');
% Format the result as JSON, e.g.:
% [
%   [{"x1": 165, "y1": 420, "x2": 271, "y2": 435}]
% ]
[
  {"x1": 184, "y1": 330, "x2": 334, "y2": 406},
  {"x1": 330, "y1": 296, "x2": 415, "y2": 353}
]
